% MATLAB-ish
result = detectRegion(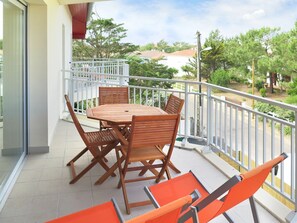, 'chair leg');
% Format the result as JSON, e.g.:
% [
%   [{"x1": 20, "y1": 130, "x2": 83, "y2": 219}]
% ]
[
  {"x1": 139, "y1": 160, "x2": 181, "y2": 176},
  {"x1": 66, "y1": 147, "x2": 88, "y2": 166},
  {"x1": 223, "y1": 212, "x2": 234, "y2": 223},
  {"x1": 168, "y1": 161, "x2": 181, "y2": 173},
  {"x1": 69, "y1": 160, "x2": 98, "y2": 184},
  {"x1": 249, "y1": 196, "x2": 259, "y2": 223},
  {"x1": 116, "y1": 149, "x2": 130, "y2": 214},
  {"x1": 94, "y1": 156, "x2": 124, "y2": 185},
  {"x1": 138, "y1": 160, "x2": 154, "y2": 176}
]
